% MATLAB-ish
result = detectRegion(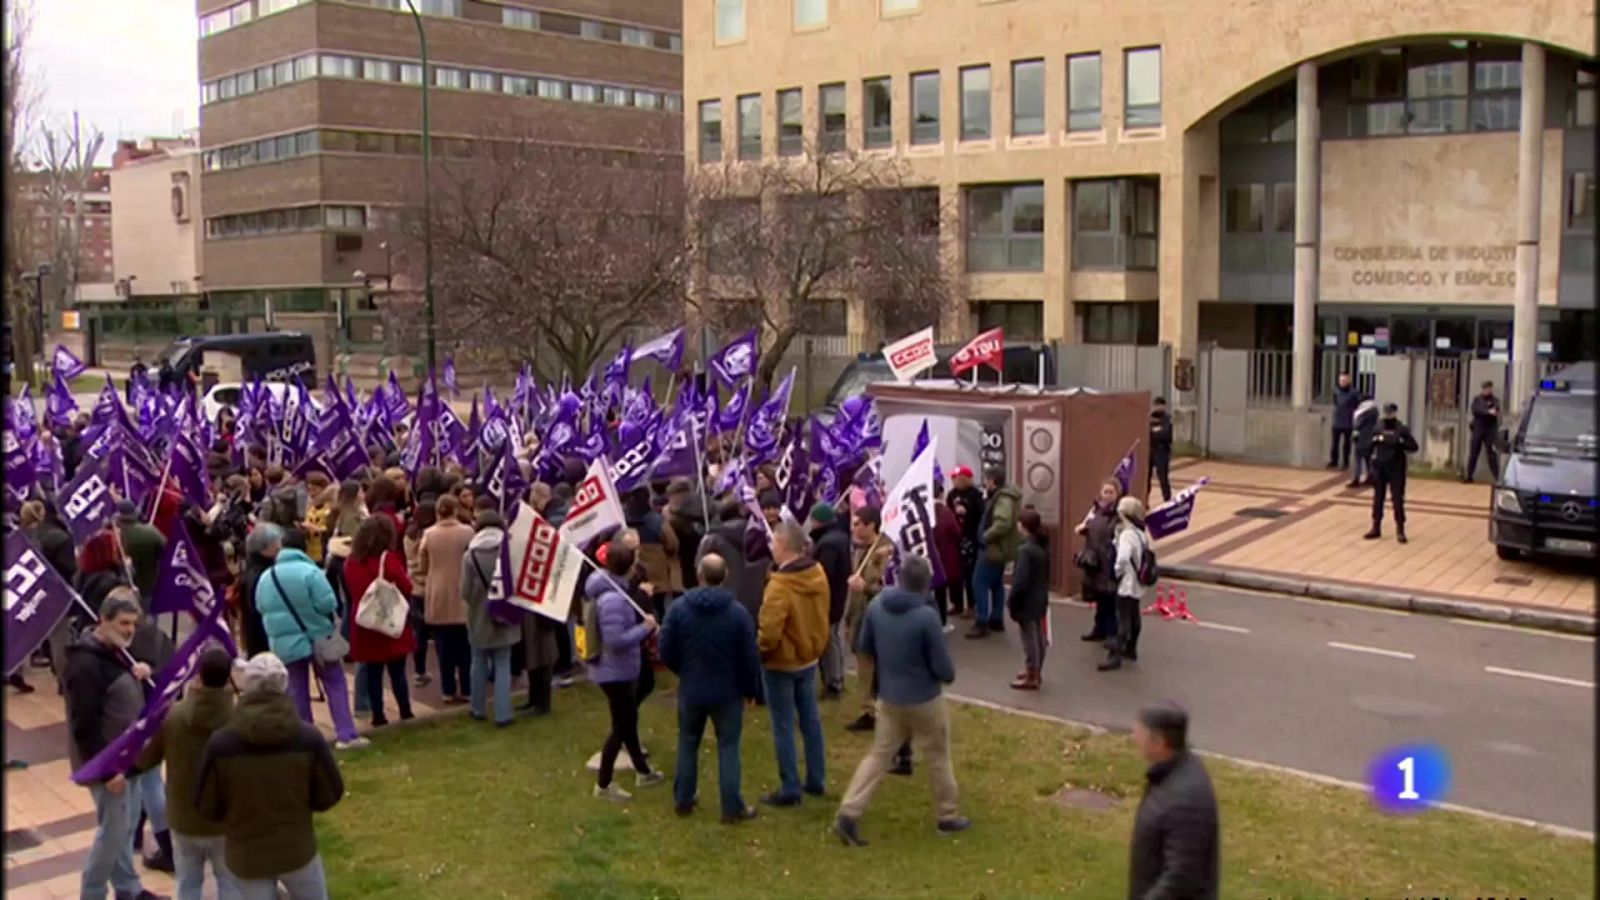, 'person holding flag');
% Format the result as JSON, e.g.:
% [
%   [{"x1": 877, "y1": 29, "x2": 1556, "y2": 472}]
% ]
[
  {"x1": 589, "y1": 541, "x2": 665, "y2": 803},
  {"x1": 1006, "y1": 509, "x2": 1052, "y2": 691}
]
